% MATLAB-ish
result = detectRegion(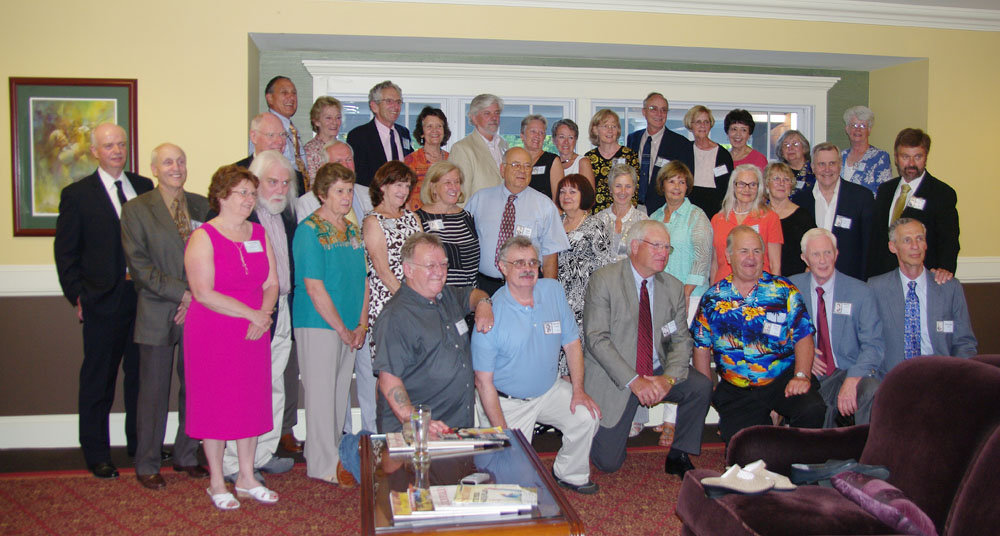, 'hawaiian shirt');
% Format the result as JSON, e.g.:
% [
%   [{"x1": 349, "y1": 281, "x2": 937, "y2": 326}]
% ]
[{"x1": 692, "y1": 272, "x2": 814, "y2": 387}]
